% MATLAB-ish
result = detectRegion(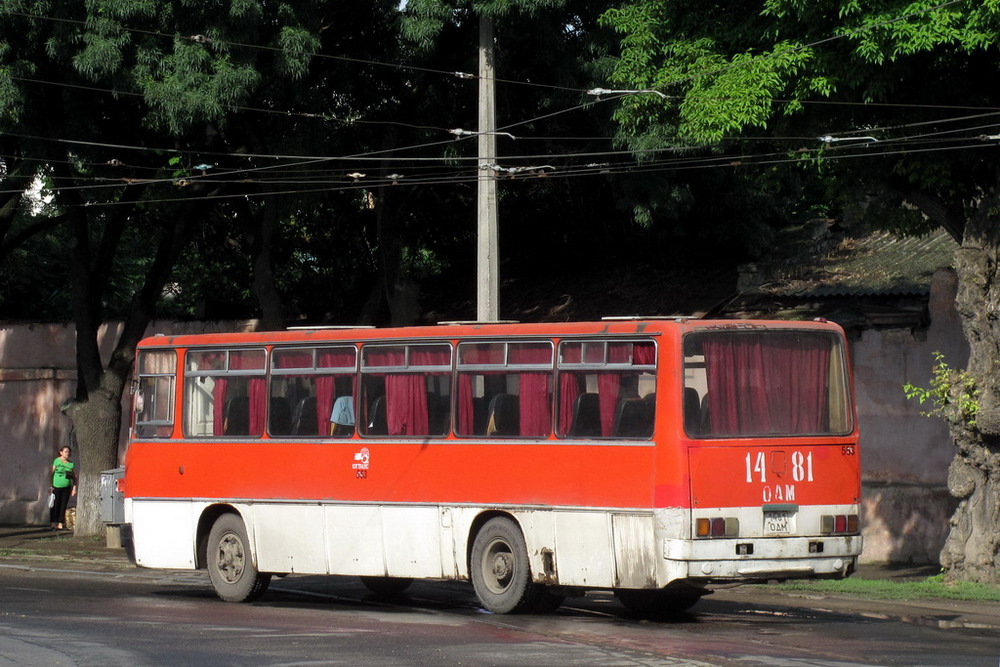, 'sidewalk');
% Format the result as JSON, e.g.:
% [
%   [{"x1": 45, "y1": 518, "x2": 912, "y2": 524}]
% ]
[
  {"x1": 0, "y1": 523, "x2": 134, "y2": 571},
  {"x1": 0, "y1": 523, "x2": 997, "y2": 629}
]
